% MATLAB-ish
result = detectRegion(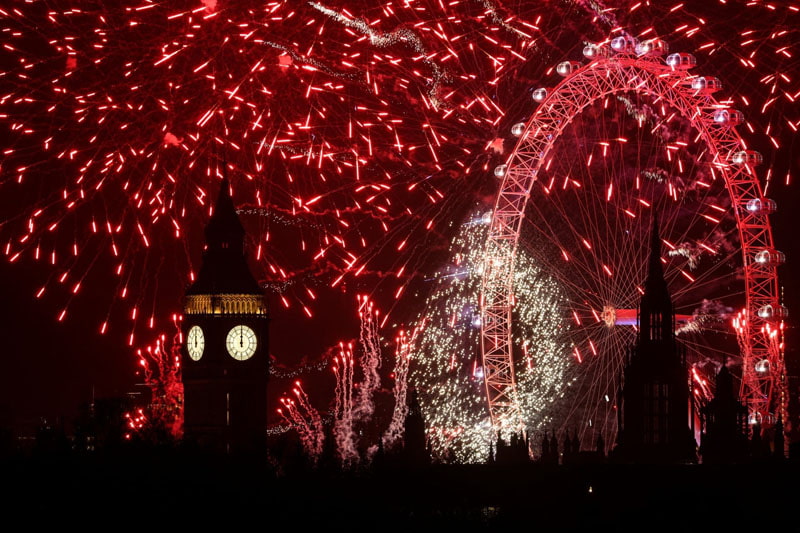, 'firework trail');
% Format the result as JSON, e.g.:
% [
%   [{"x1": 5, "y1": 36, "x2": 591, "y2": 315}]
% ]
[
  {"x1": 310, "y1": 1, "x2": 450, "y2": 107},
  {"x1": 135, "y1": 314, "x2": 184, "y2": 438},
  {"x1": 333, "y1": 342, "x2": 358, "y2": 466},
  {"x1": 293, "y1": 381, "x2": 324, "y2": 459},
  {"x1": 281, "y1": 298, "x2": 425, "y2": 462},
  {"x1": 353, "y1": 295, "x2": 382, "y2": 422},
  {"x1": 276, "y1": 404, "x2": 293, "y2": 427},
  {"x1": 278, "y1": 381, "x2": 324, "y2": 460},
  {"x1": 383, "y1": 324, "x2": 423, "y2": 450},
  {"x1": 276, "y1": 399, "x2": 313, "y2": 451},
  {"x1": 676, "y1": 299, "x2": 734, "y2": 336}
]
